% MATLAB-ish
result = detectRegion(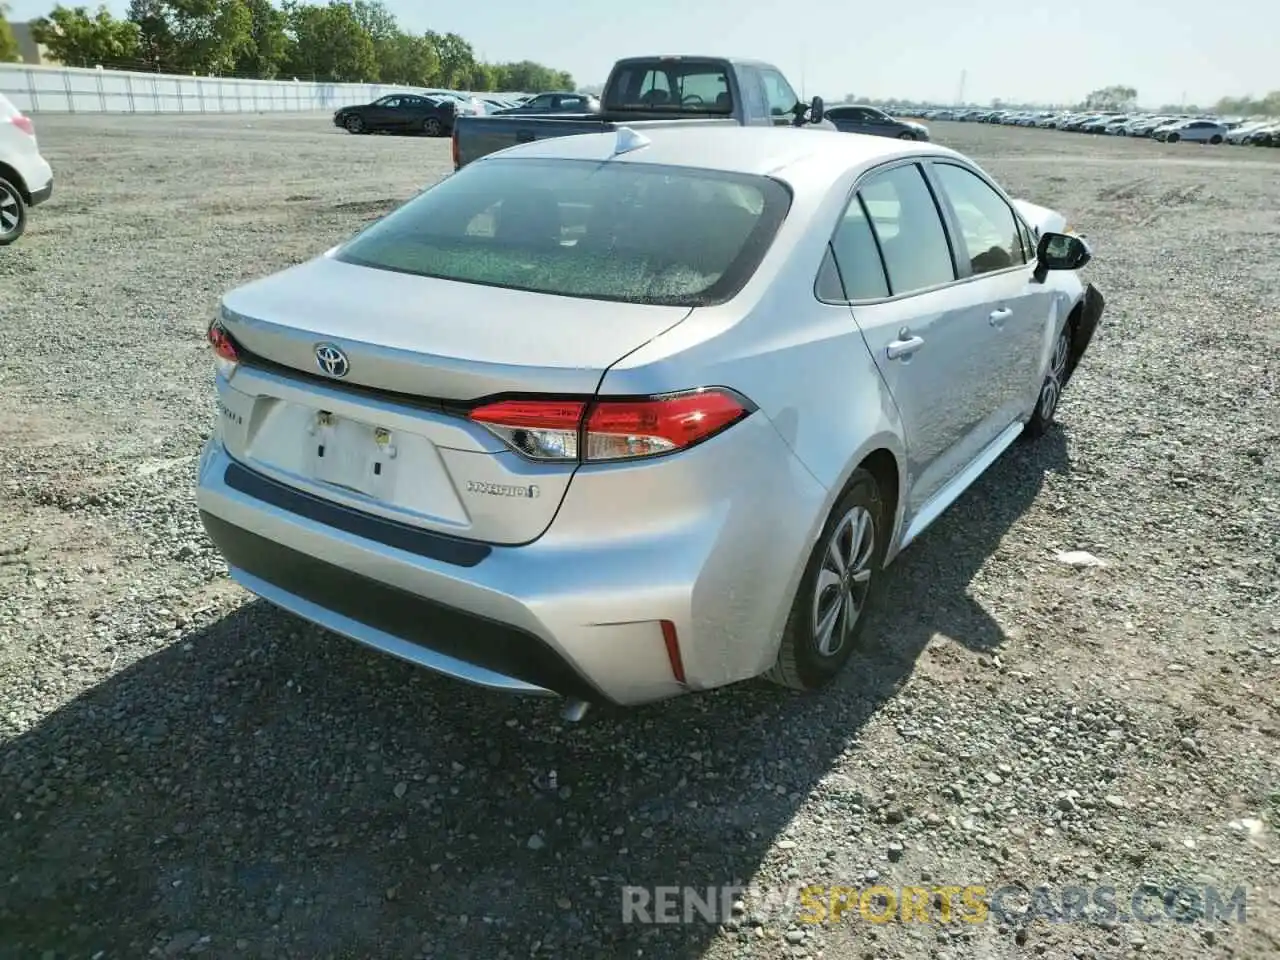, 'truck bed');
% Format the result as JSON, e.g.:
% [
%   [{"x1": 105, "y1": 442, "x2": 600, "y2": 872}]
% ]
[{"x1": 452, "y1": 113, "x2": 739, "y2": 169}]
